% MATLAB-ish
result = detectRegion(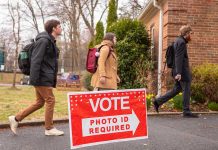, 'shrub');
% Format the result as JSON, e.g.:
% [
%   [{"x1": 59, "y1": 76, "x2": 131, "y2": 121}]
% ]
[
  {"x1": 83, "y1": 73, "x2": 93, "y2": 91},
  {"x1": 146, "y1": 94, "x2": 154, "y2": 110},
  {"x1": 108, "y1": 19, "x2": 152, "y2": 89},
  {"x1": 208, "y1": 102, "x2": 218, "y2": 111},
  {"x1": 173, "y1": 94, "x2": 183, "y2": 110},
  {"x1": 191, "y1": 83, "x2": 206, "y2": 103},
  {"x1": 88, "y1": 38, "x2": 95, "y2": 48},
  {"x1": 191, "y1": 64, "x2": 218, "y2": 103}
]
